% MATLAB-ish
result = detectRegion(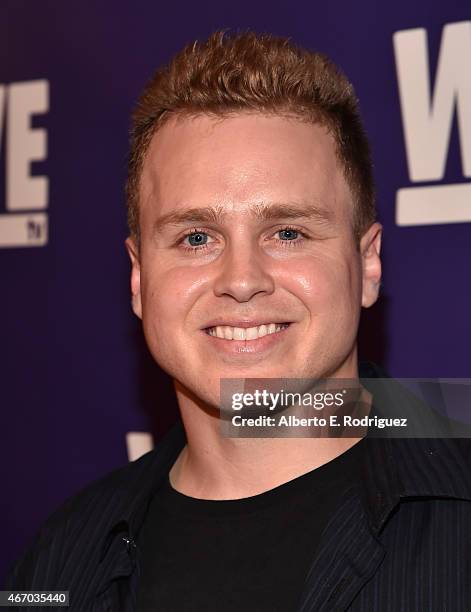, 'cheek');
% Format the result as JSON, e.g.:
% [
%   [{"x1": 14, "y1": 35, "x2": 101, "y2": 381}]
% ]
[
  {"x1": 141, "y1": 265, "x2": 208, "y2": 327},
  {"x1": 279, "y1": 252, "x2": 362, "y2": 310}
]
